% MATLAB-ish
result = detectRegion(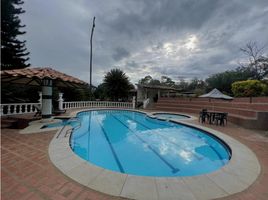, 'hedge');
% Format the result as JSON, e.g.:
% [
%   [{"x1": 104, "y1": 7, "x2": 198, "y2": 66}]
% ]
[{"x1": 231, "y1": 80, "x2": 267, "y2": 97}]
